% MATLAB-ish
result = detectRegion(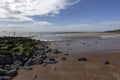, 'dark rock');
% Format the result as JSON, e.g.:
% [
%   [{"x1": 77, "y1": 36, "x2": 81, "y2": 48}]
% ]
[
  {"x1": 11, "y1": 48, "x2": 19, "y2": 52},
  {"x1": 33, "y1": 56, "x2": 44, "y2": 64},
  {"x1": 64, "y1": 53, "x2": 69, "y2": 56},
  {"x1": 0, "y1": 66, "x2": 3, "y2": 69},
  {"x1": 24, "y1": 58, "x2": 33, "y2": 66},
  {"x1": 12, "y1": 61, "x2": 23, "y2": 69},
  {"x1": 23, "y1": 57, "x2": 28, "y2": 62},
  {"x1": 61, "y1": 57, "x2": 67, "y2": 61},
  {"x1": 0, "y1": 77, "x2": 7, "y2": 80},
  {"x1": 102, "y1": 60, "x2": 110, "y2": 64},
  {"x1": 43, "y1": 63, "x2": 47, "y2": 67},
  {"x1": 78, "y1": 57, "x2": 87, "y2": 61},
  {"x1": 49, "y1": 56, "x2": 56, "y2": 62},
  {"x1": 41, "y1": 54, "x2": 48, "y2": 60},
  {"x1": 4, "y1": 65, "x2": 11, "y2": 71},
  {"x1": 45, "y1": 49, "x2": 52, "y2": 53},
  {"x1": 0, "y1": 68, "x2": 6, "y2": 76},
  {"x1": 6, "y1": 69, "x2": 18, "y2": 77},
  {"x1": 0, "y1": 56, "x2": 13, "y2": 65},
  {"x1": 53, "y1": 49, "x2": 61, "y2": 54}
]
